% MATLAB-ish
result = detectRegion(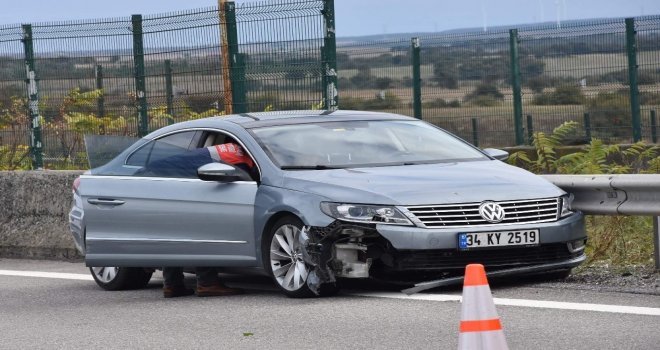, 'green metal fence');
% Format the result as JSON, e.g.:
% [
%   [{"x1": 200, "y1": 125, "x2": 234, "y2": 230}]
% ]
[
  {"x1": 0, "y1": 0, "x2": 329, "y2": 170},
  {"x1": 1, "y1": 0, "x2": 659, "y2": 170},
  {"x1": 338, "y1": 15, "x2": 660, "y2": 148}
]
